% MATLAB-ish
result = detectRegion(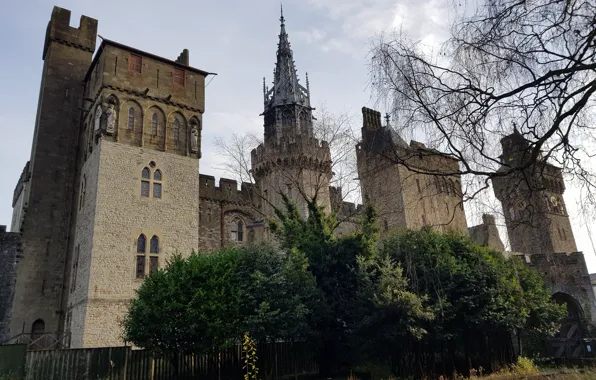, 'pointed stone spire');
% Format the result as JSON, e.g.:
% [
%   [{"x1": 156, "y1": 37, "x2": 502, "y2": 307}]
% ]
[{"x1": 264, "y1": 6, "x2": 311, "y2": 112}]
